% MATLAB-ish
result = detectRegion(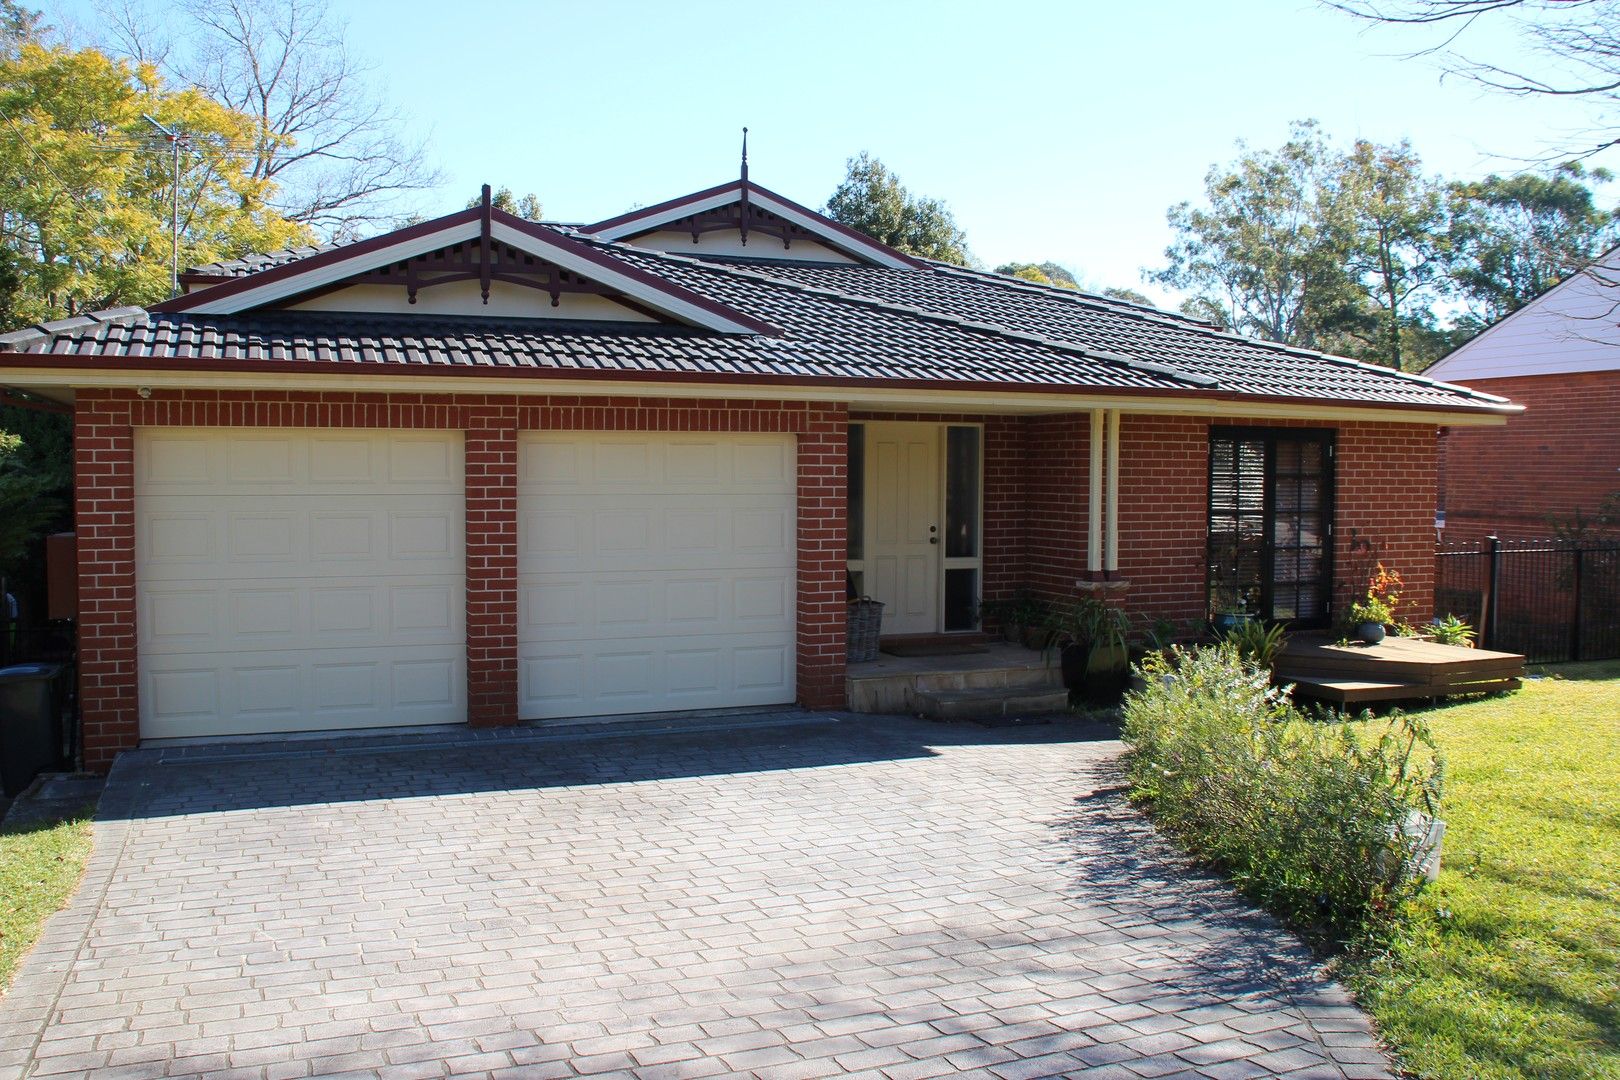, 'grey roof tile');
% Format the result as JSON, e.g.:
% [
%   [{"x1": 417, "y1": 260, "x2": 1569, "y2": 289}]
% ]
[{"x1": 1, "y1": 232, "x2": 1513, "y2": 413}]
